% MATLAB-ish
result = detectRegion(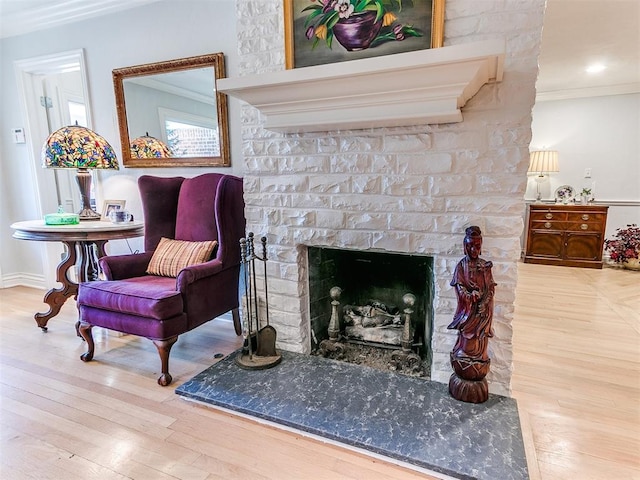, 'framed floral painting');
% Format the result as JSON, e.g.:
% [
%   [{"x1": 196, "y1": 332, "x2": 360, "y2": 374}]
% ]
[{"x1": 284, "y1": 0, "x2": 445, "y2": 69}]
